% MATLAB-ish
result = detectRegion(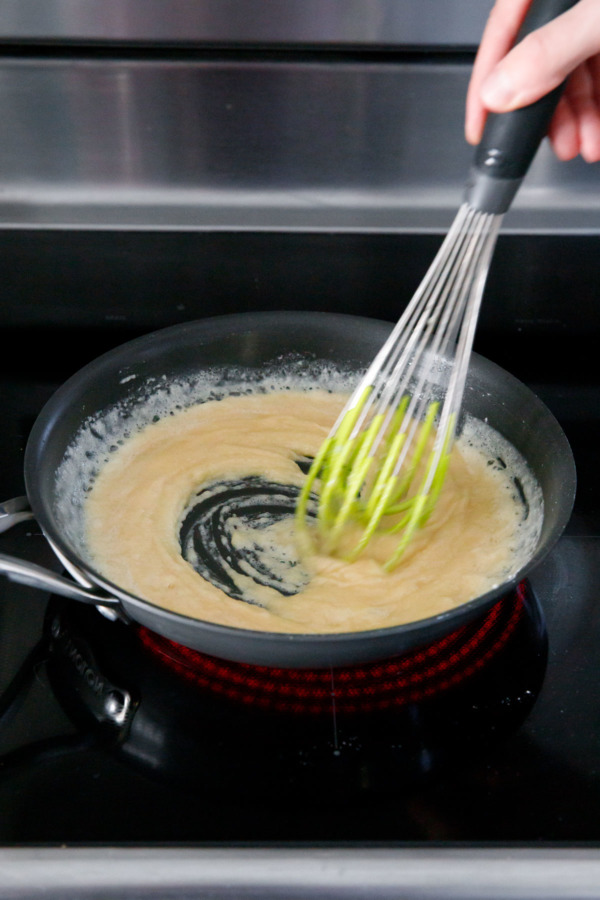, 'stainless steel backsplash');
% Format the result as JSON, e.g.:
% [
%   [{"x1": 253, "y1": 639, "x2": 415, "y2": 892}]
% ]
[
  {"x1": 0, "y1": 21, "x2": 596, "y2": 361},
  {"x1": 0, "y1": 53, "x2": 595, "y2": 233},
  {"x1": 0, "y1": 1, "x2": 493, "y2": 48}
]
